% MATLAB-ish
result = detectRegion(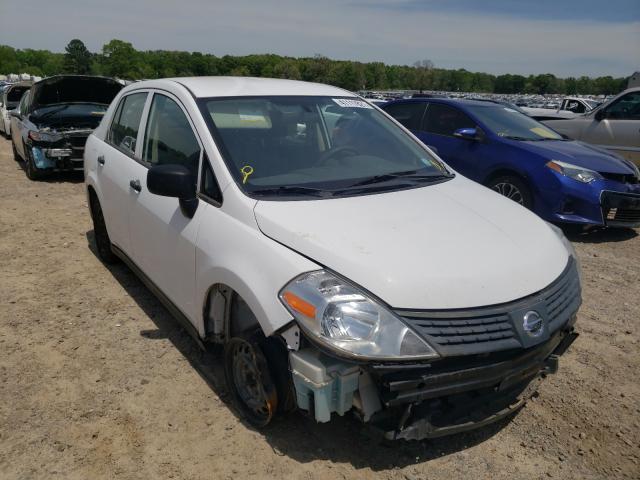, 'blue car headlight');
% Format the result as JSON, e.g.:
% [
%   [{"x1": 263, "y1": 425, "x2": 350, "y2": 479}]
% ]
[{"x1": 546, "y1": 160, "x2": 602, "y2": 184}]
